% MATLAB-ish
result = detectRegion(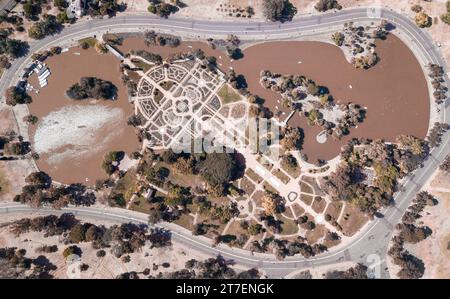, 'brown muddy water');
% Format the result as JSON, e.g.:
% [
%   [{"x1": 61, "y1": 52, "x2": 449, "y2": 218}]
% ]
[
  {"x1": 119, "y1": 35, "x2": 429, "y2": 162},
  {"x1": 29, "y1": 34, "x2": 429, "y2": 184},
  {"x1": 28, "y1": 47, "x2": 140, "y2": 185}
]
